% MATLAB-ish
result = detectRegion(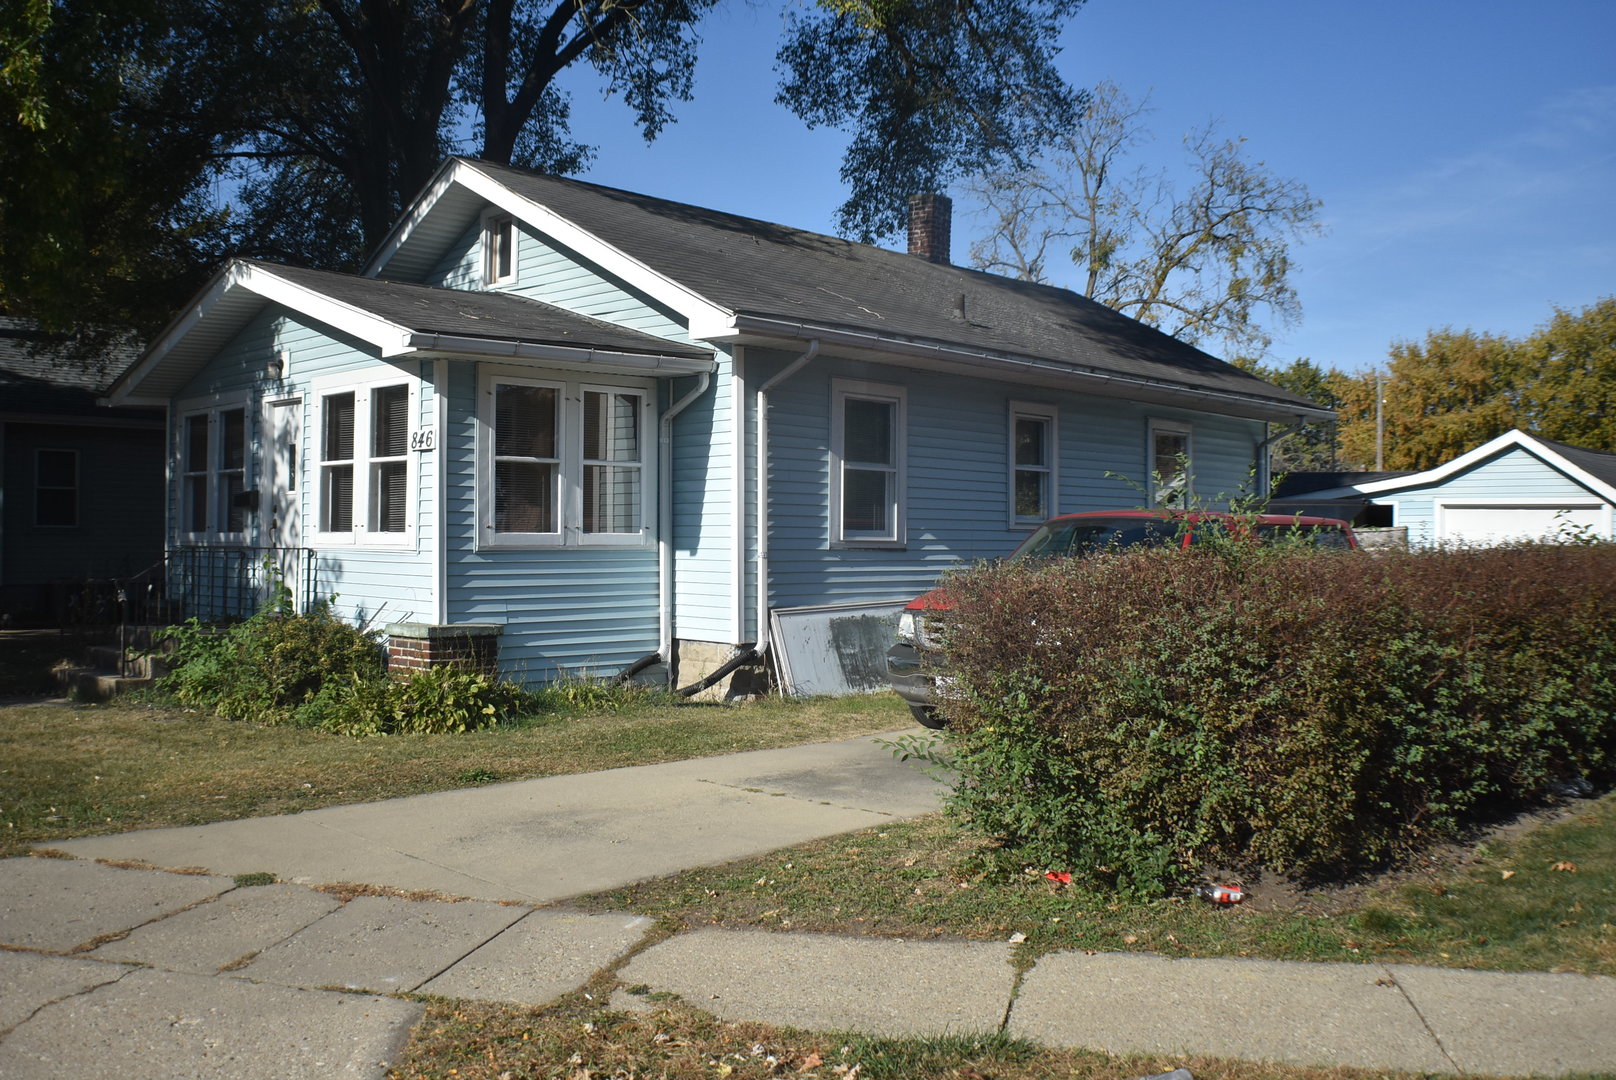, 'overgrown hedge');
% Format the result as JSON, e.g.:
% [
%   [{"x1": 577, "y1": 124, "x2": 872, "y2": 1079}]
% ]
[{"x1": 935, "y1": 541, "x2": 1616, "y2": 893}]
